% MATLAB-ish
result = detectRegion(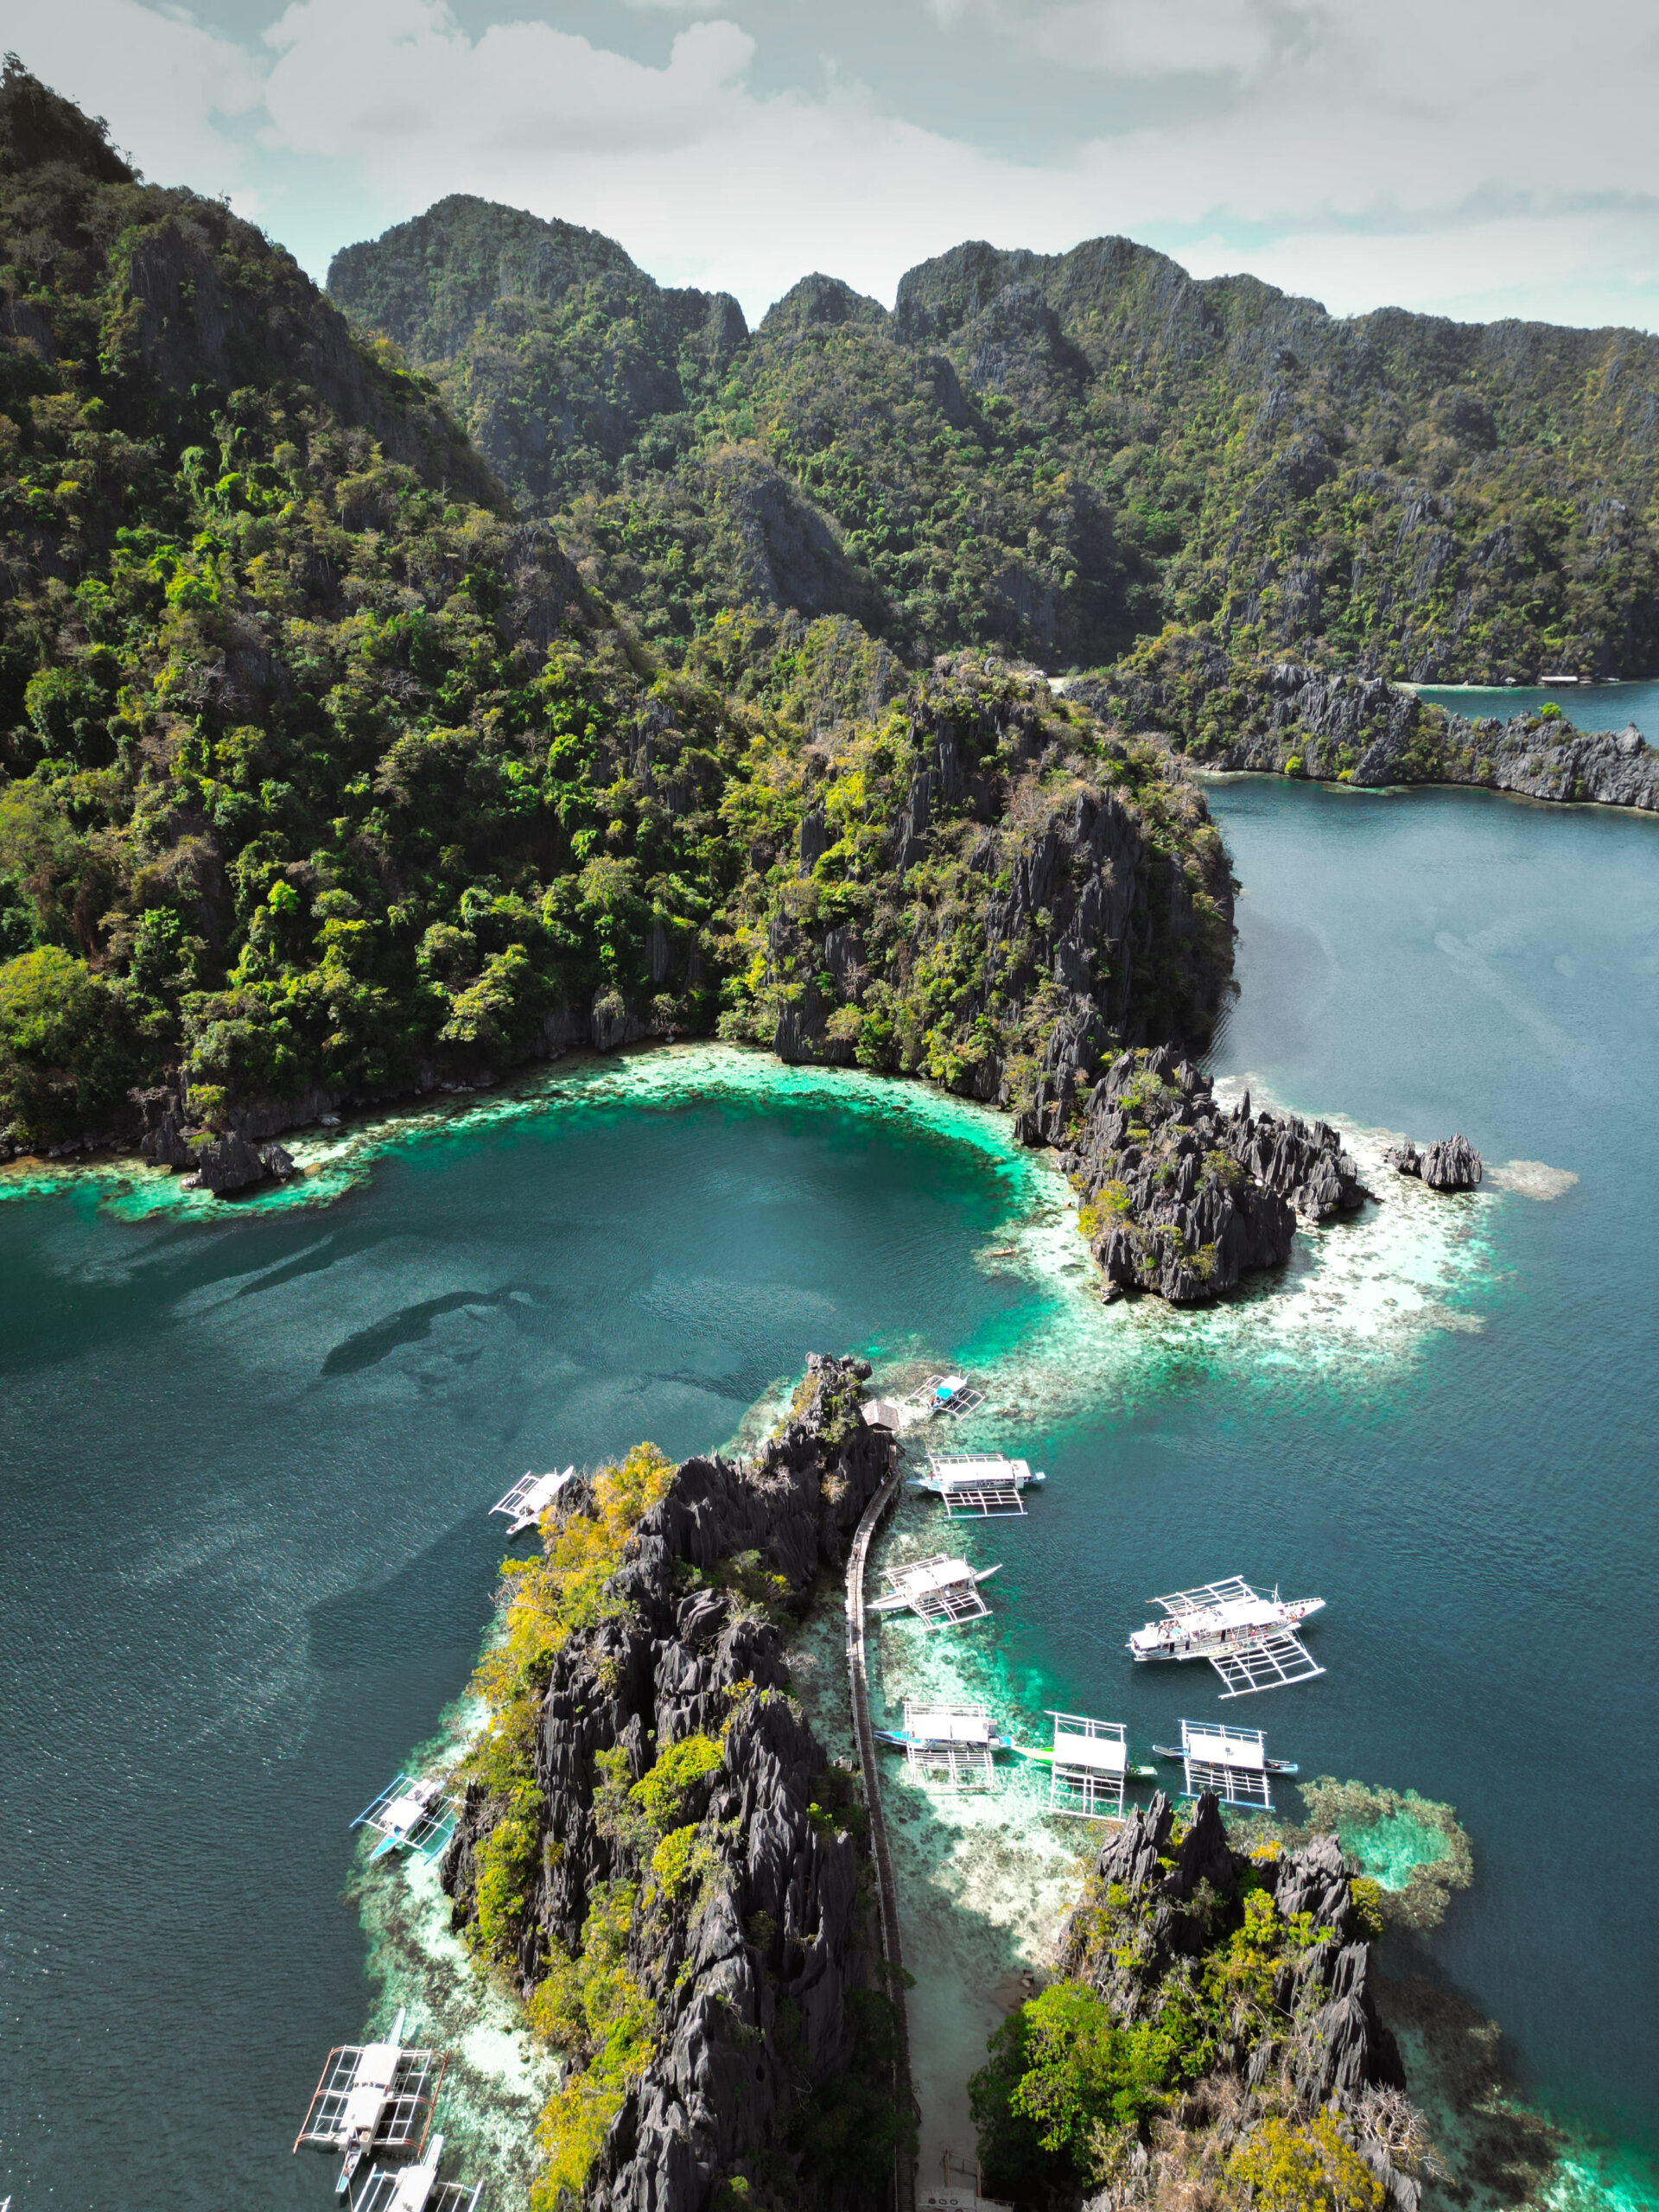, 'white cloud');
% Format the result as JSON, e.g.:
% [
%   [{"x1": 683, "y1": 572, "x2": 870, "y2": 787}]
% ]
[
  {"x1": 1026, "y1": 0, "x2": 1285, "y2": 78},
  {"x1": 15, "y1": 0, "x2": 1659, "y2": 335},
  {"x1": 5, "y1": 0, "x2": 264, "y2": 189},
  {"x1": 262, "y1": 3, "x2": 757, "y2": 164}
]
